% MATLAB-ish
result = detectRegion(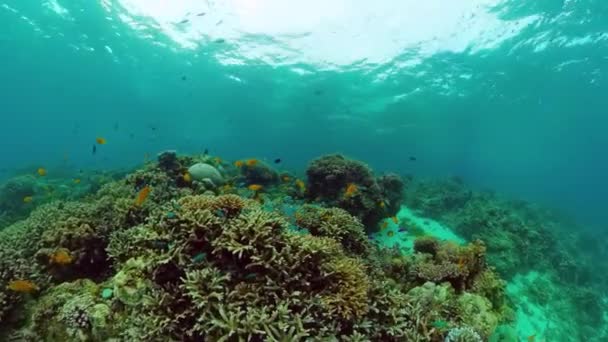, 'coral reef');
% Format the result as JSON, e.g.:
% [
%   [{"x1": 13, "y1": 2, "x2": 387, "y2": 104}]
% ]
[
  {"x1": 305, "y1": 154, "x2": 403, "y2": 231},
  {"x1": 404, "y1": 177, "x2": 608, "y2": 340},
  {"x1": 0, "y1": 155, "x2": 509, "y2": 341}
]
